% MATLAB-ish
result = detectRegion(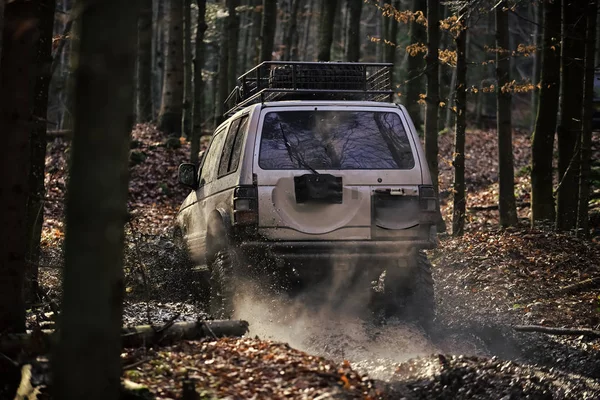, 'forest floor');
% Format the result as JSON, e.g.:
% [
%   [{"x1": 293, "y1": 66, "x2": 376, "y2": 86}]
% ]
[{"x1": 24, "y1": 124, "x2": 600, "y2": 399}]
